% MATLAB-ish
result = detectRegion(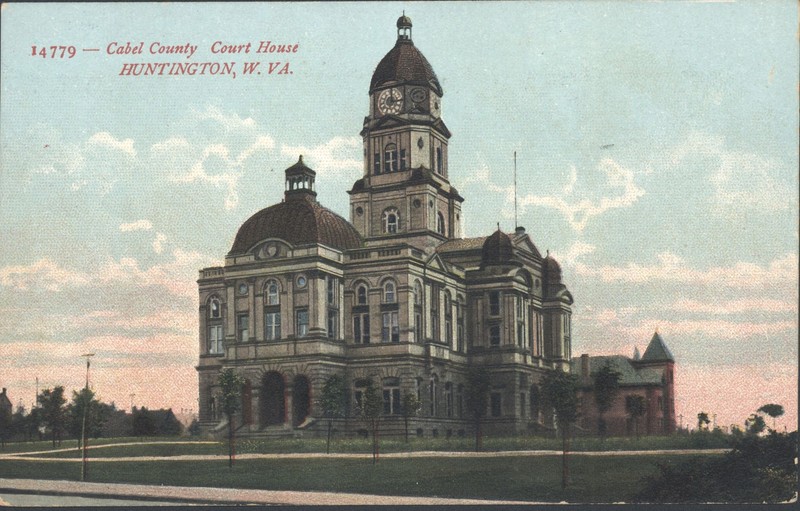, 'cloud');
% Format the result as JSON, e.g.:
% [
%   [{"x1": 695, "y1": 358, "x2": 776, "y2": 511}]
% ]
[
  {"x1": 119, "y1": 219, "x2": 153, "y2": 232},
  {"x1": 152, "y1": 232, "x2": 167, "y2": 254},
  {"x1": 0, "y1": 249, "x2": 219, "y2": 299},
  {"x1": 574, "y1": 252, "x2": 798, "y2": 290},
  {"x1": 193, "y1": 105, "x2": 256, "y2": 131},
  {"x1": 553, "y1": 241, "x2": 596, "y2": 266},
  {"x1": 279, "y1": 136, "x2": 362, "y2": 178},
  {"x1": 87, "y1": 131, "x2": 136, "y2": 158},
  {"x1": 668, "y1": 298, "x2": 797, "y2": 315},
  {"x1": 153, "y1": 108, "x2": 277, "y2": 211},
  {"x1": 459, "y1": 158, "x2": 645, "y2": 232},
  {"x1": 671, "y1": 131, "x2": 794, "y2": 218},
  {"x1": 0, "y1": 258, "x2": 90, "y2": 291}
]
